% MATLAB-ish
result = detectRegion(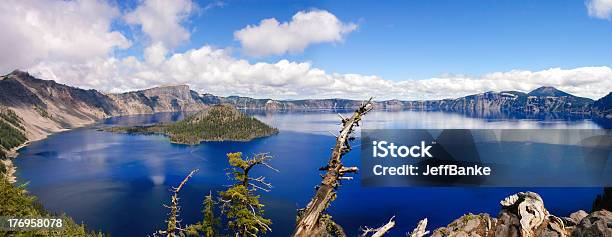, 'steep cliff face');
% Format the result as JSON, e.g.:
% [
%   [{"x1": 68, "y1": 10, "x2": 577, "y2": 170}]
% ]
[
  {"x1": 524, "y1": 86, "x2": 593, "y2": 113},
  {"x1": 215, "y1": 88, "x2": 603, "y2": 116},
  {"x1": 0, "y1": 71, "x2": 117, "y2": 140},
  {"x1": 386, "y1": 91, "x2": 529, "y2": 113},
  {"x1": 420, "y1": 88, "x2": 593, "y2": 114},
  {"x1": 593, "y1": 92, "x2": 612, "y2": 118},
  {"x1": 108, "y1": 85, "x2": 207, "y2": 115},
  {"x1": 0, "y1": 71, "x2": 209, "y2": 141},
  {"x1": 220, "y1": 97, "x2": 365, "y2": 110}
]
